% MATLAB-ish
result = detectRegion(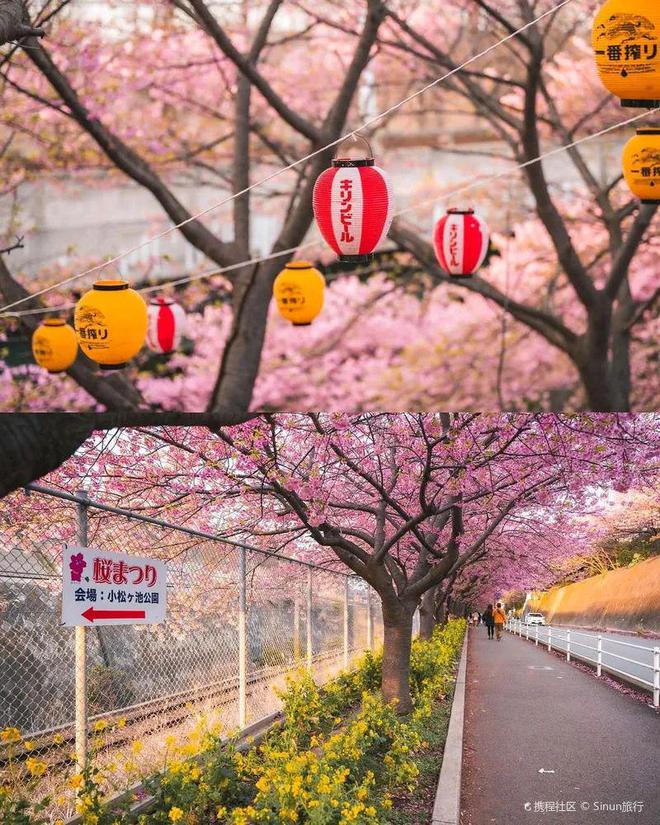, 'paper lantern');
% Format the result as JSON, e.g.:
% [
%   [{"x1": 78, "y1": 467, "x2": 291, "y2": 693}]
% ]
[
  {"x1": 593, "y1": 0, "x2": 660, "y2": 108},
  {"x1": 622, "y1": 127, "x2": 660, "y2": 202},
  {"x1": 433, "y1": 208, "x2": 490, "y2": 278},
  {"x1": 273, "y1": 261, "x2": 325, "y2": 326},
  {"x1": 74, "y1": 280, "x2": 147, "y2": 370},
  {"x1": 146, "y1": 297, "x2": 187, "y2": 353},
  {"x1": 31, "y1": 319, "x2": 78, "y2": 373},
  {"x1": 313, "y1": 135, "x2": 393, "y2": 263}
]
